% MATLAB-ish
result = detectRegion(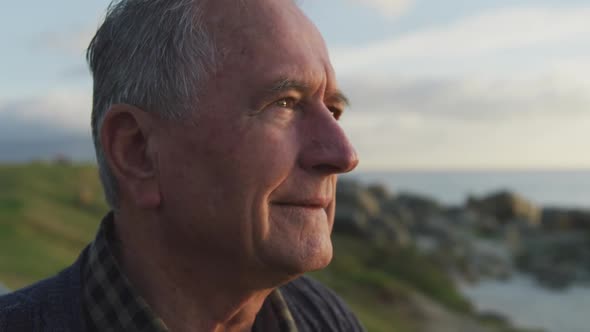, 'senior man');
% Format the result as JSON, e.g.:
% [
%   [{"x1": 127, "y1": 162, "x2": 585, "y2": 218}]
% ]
[{"x1": 0, "y1": 0, "x2": 361, "y2": 331}]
